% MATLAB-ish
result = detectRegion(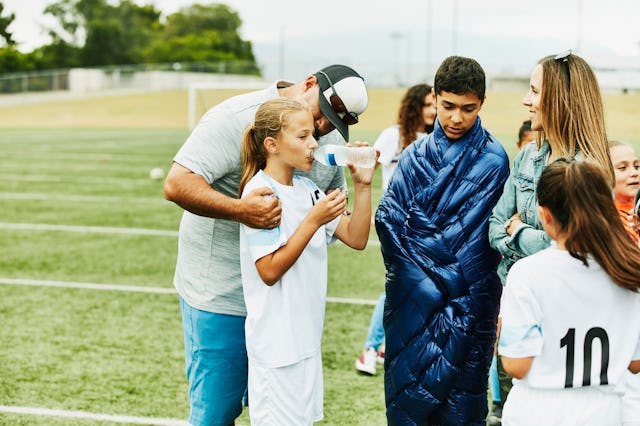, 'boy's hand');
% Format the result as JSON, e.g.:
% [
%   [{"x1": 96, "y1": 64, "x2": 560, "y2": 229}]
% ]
[
  {"x1": 345, "y1": 141, "x2": 379, "y2": 186},
  {"x1": 307, "y1": 189, "x2": 347, "y2": 226}
]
